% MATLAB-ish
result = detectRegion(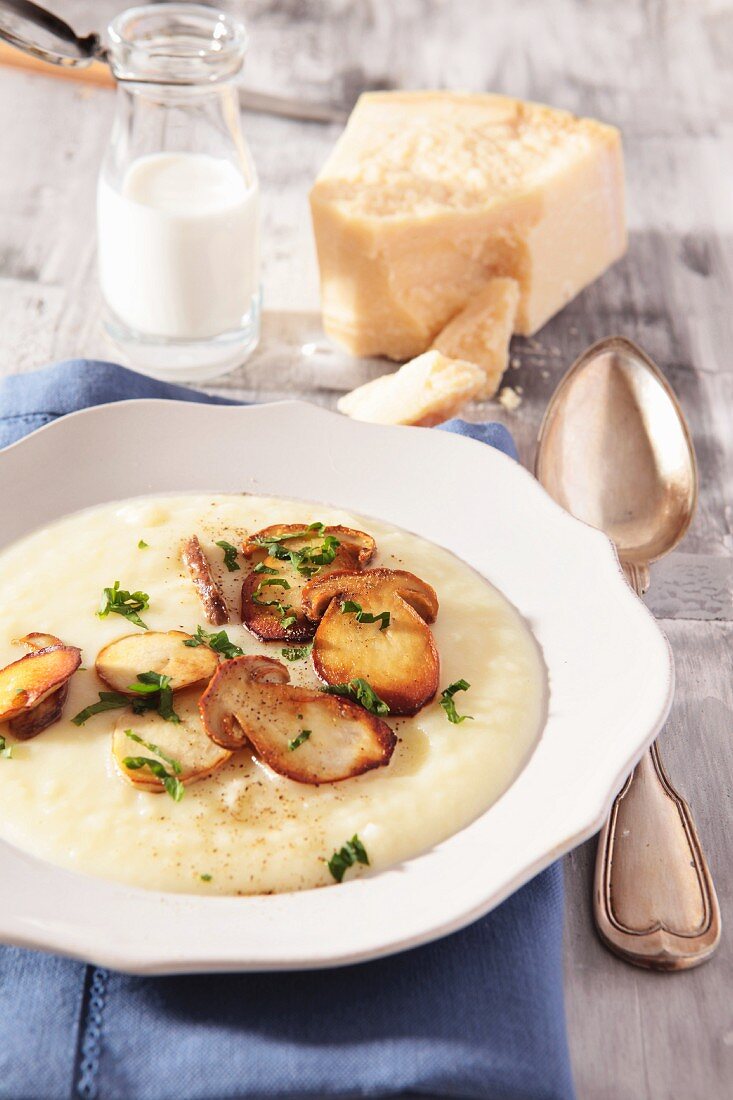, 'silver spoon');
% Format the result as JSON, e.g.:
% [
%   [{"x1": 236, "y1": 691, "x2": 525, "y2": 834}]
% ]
[
  {"x1": 0, "y1": 0, "x2": 347, "y2": 120},
  {"x1": 535, "y1": 335, "x2": 721, "y2": 970}
]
